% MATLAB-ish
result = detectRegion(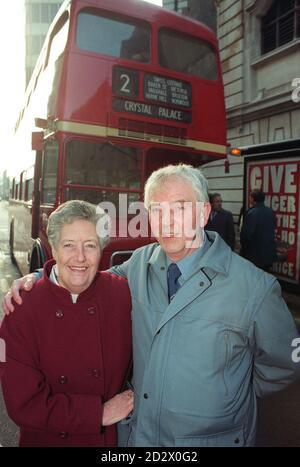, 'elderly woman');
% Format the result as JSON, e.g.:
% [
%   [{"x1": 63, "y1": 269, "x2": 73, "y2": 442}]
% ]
[{"x1": 0, "y1": 200, "x2": 133, "y2": 447}]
